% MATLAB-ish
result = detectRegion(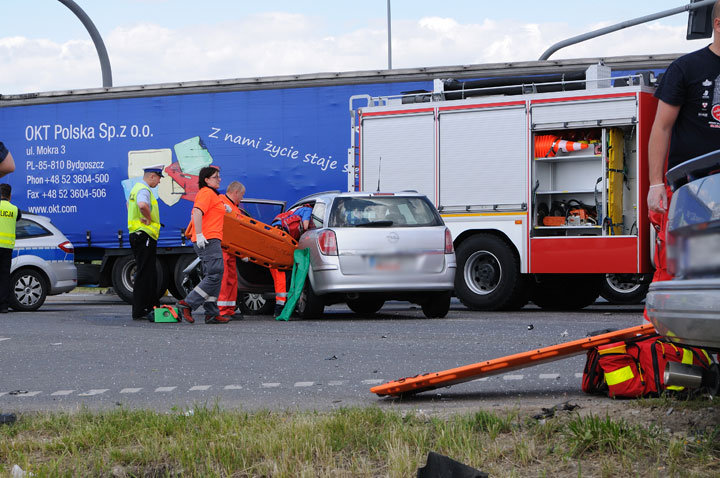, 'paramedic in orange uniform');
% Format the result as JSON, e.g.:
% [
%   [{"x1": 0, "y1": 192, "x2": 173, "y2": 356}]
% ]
[
  {"x1": 178, "y1": 167, "x2": 228, "y2": 324},
  {"x1": 218, "y1": 181, "x2": 246, "y2": 319}
]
